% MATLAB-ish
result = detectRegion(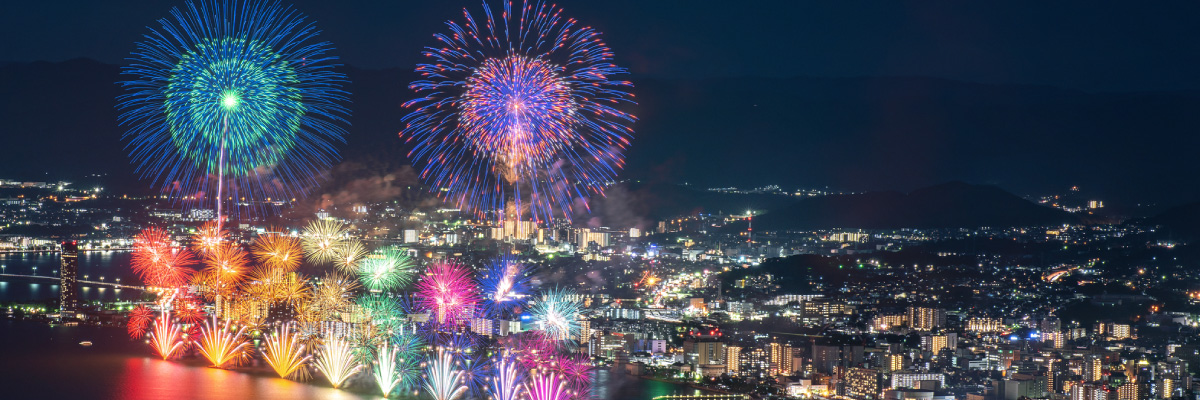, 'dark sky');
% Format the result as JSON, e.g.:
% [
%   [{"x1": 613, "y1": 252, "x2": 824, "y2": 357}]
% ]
[{"x1": 4, "y1": 1, "x2": 1200, "y2": 92}]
